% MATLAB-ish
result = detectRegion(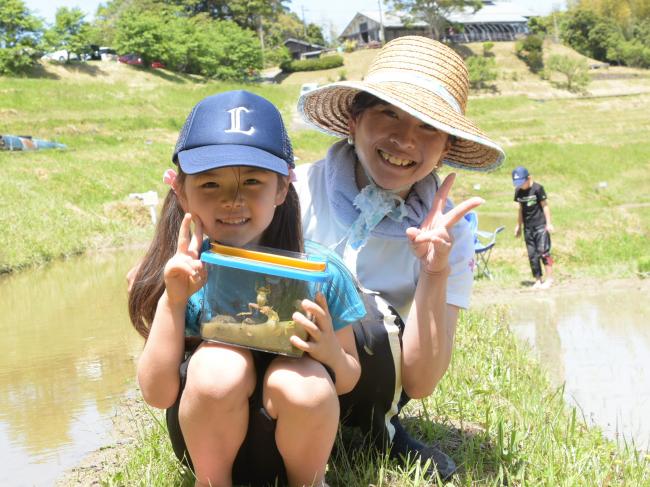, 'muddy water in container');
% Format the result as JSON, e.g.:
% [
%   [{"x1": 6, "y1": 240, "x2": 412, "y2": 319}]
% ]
[
  {"x1": 505, "y1": 282, "x2": 650, "y2": 449},
  {"x1": 0, "y1": 250, "x2": 144, "y2": 485}
]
